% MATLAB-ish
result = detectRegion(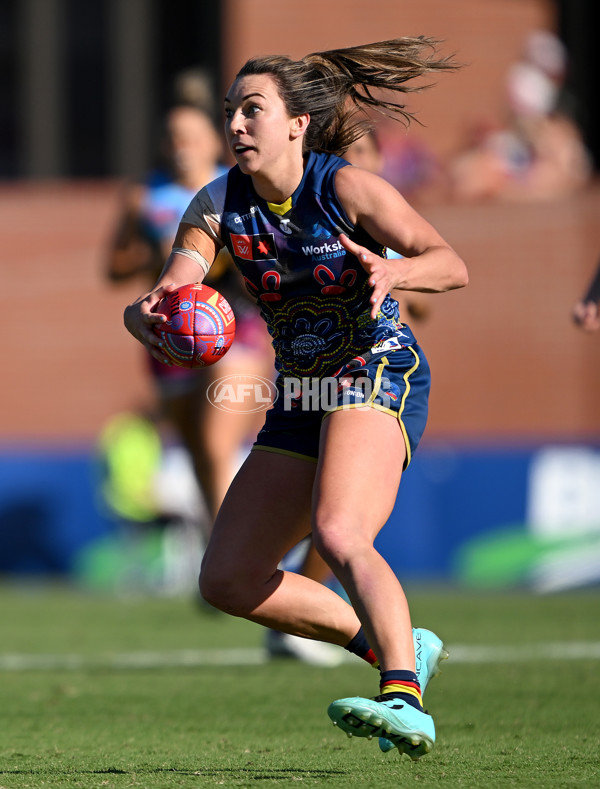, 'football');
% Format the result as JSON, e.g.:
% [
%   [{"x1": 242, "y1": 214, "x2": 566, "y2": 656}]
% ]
[{"x1": 153, "y1": 283, "x2": 236, "y2": 368}]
